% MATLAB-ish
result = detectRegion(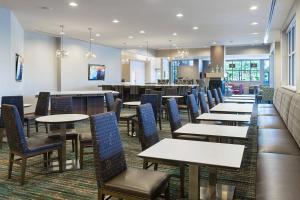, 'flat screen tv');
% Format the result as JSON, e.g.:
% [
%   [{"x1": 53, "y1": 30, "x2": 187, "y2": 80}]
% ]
[
  {"x1": 88, "y1": 64, "x2": 106, "y2": 81},
  {"x1": 15, "y1": 54, "x2": 23, "y2": 81}
]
